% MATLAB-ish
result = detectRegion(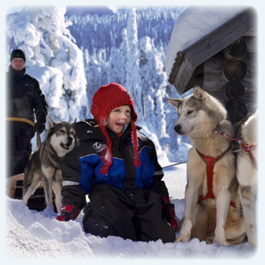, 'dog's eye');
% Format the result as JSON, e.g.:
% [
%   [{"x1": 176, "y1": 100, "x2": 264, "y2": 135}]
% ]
[
  {"x1": 187, "y1": 110, "x2": 193, "y2": 115},
  {"x1": 59, "y1": 129, "x2": 65, "y2": 134}
]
